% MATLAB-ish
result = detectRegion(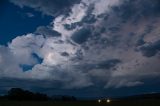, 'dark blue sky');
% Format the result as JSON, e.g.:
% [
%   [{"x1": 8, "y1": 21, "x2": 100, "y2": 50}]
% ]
[{"x1": 0, "y1": 1, "x2": 52, "y2": 45}]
